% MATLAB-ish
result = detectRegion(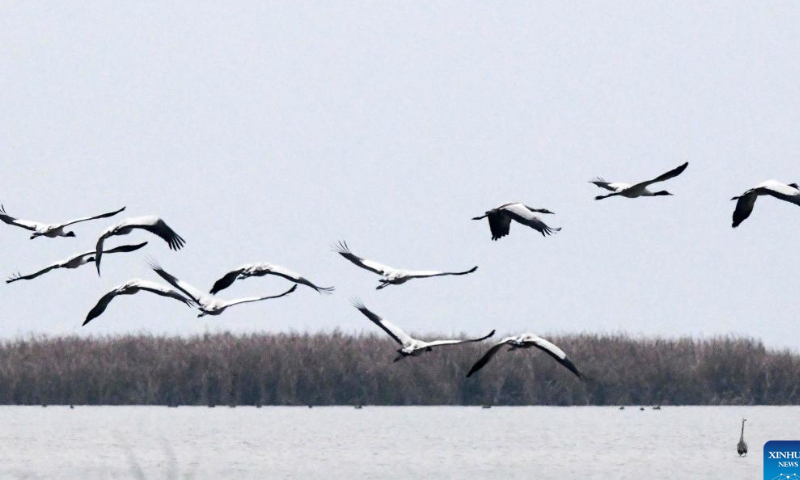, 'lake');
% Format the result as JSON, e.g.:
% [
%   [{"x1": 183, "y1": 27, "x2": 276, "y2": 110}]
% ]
[{"x1": 0, "y1": 406, "x2": 794, "y2": 479}]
